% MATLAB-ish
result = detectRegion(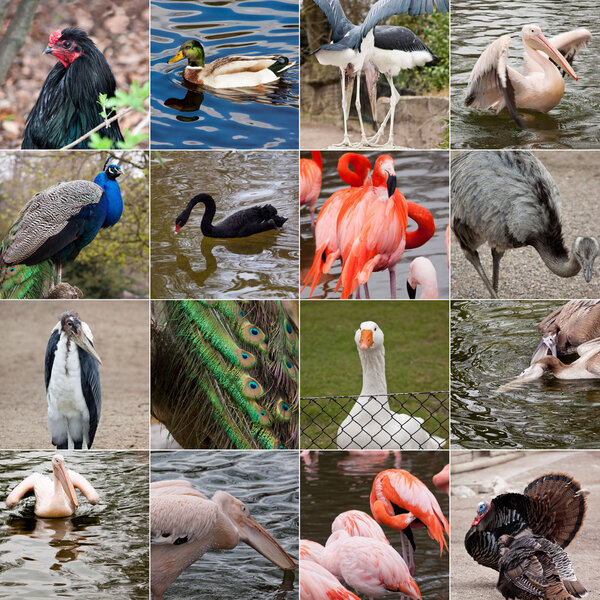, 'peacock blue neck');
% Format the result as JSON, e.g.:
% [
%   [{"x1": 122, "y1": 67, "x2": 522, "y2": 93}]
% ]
[{"x1": 93, "y1": 170, "x2": 123, "y2": 228}]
